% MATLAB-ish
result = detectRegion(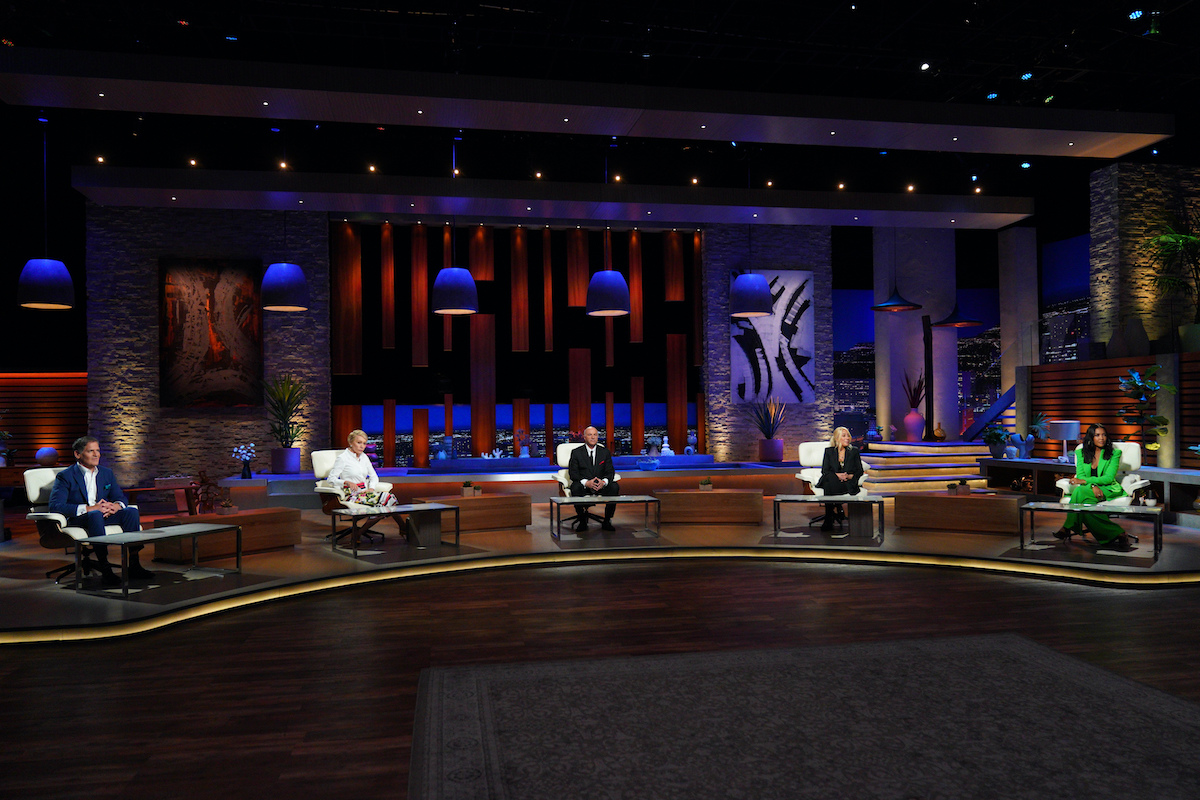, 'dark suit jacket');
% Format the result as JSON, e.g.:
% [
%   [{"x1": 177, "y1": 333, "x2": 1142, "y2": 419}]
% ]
[
  {"x1": 568, "y1": 444, "x2": 616, "y2": 485},
  {"x1": 48, "y1": 463, "x2": 128, "y2": 518},
  {"x1": 817, "y1": 445, "x2": 864, "y2": 492}
]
